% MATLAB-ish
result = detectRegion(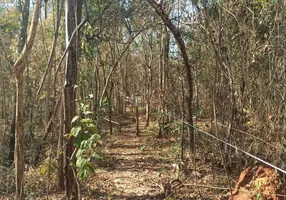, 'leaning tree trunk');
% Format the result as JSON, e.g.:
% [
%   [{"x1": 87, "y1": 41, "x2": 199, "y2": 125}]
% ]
[
  {"x1": 147, "y1": 0, "x2": 194, "y2": 154},
  {"x1": 13, "y1": 0, "x2": 40, "y2": 199}
]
